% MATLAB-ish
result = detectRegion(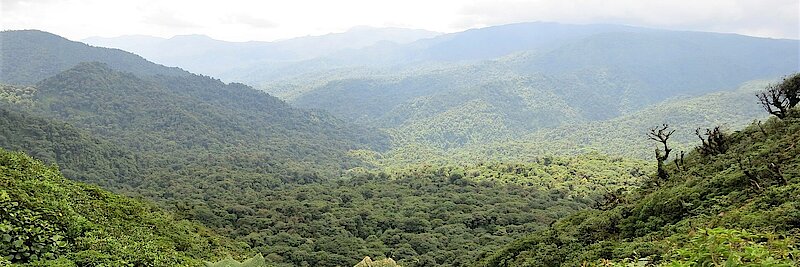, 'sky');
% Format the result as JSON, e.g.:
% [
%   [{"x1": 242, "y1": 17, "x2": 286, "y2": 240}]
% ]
[{"x1": 1, "y1": 0, "x2": 798, "y2": 42}]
